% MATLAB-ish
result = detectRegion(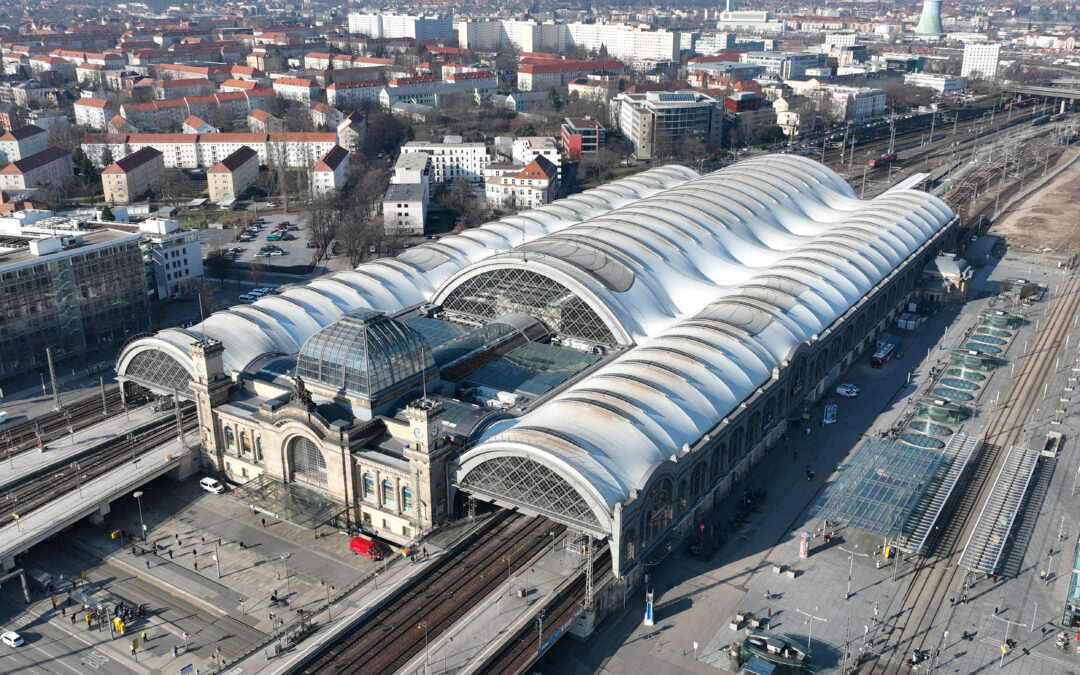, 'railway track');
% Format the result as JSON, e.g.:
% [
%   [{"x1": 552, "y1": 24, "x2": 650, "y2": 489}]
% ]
[
  {"x1": 0, "y1": 386, "x2": 138, "y2": 457},
  {"x1": 298, "y1": 512, "x2": 563, "y2": 674},
  {"x1": 477, "y1": 546, "x2": 612, "y2": 675},
  {"x1": 866, "y1": 273, "x2": 1080, "y2": 673},
  {"x1": 2, "y1": 404, "x2": 197, "y2": 521}
]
